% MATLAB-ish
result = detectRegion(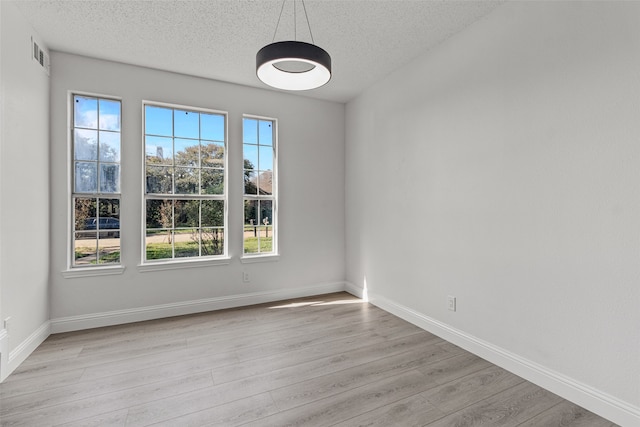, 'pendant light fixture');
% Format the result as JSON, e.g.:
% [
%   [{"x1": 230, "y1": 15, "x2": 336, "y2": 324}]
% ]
[{"x1": 257, "y1": 0, "x2": 331, "y2": 91}]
